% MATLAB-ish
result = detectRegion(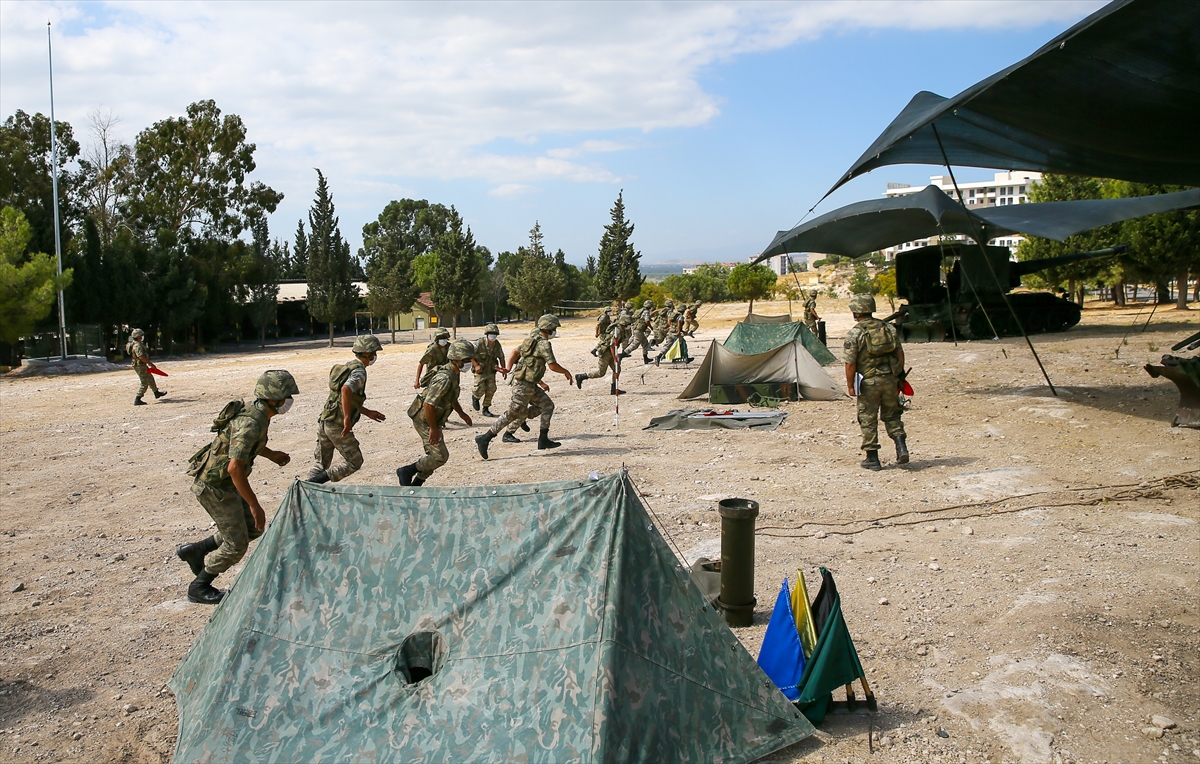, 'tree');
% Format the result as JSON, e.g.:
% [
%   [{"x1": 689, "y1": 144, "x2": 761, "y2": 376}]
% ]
[
  {"x1": 304, "y1": 170, "x2": 358, "y2": 346},
  {"x1": 0, "y1": 110, "x2": 80, "y2": 258},
  {"x1": 594, "y1": 190, "x2": 644, "y2": 300},
  {"x1": 241, "y1": 216, "x2": 282, "y2": 347},
  {"x1": 726, "y1": 263, "x2": 777, "y2": 312},
  {"x1": 119, "y1": 100, "x2": 282, "y2": 246},
  {"x1": 849, "y1": 262, "x2": 874, "y2": 294},
  {"x1": 505, "y1": 222, "x2": 564, "y2": 317},
  {"x1": 874, "y1": 268, "x2": 898, "y2": 310},
  {"x1": 287, "y1": 219, "x2": 309, "y2": 279},
  {"x1": 1110, "y1": 182, "x2": 1199, "y2": 309},
  {"x1": 0, "y1": 207, "x2": 72, "y2": 346},
  {"x1": 361, "y1": 199, "x2": 452, "y2": 332},
  {"x1": 77, "y1": 109, "x2": 131, "y2": 247},
  {"x1": 1017, "y1": 175, "x2": 1119, "y2": 305},
  {"x1": 431, "y1": 207, "x2": 485, "y2": 336},
  {"x1": 660, "y1": 272, "x2": 730, "y2": 302}
]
